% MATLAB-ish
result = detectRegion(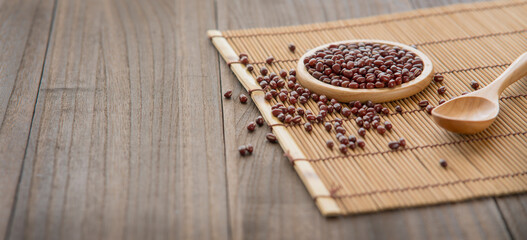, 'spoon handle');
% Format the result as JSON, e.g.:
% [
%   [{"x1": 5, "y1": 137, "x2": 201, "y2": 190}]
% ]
[{"x1": 485, "y1": 52, "x2": 527, "y2": 97}]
